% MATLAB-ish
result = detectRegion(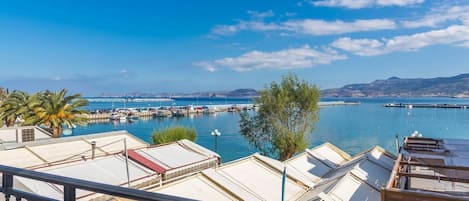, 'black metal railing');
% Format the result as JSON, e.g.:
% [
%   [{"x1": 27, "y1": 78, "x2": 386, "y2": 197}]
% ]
[{"x1": 0, "y1": 164, "x2": 193, "y2": 201}]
